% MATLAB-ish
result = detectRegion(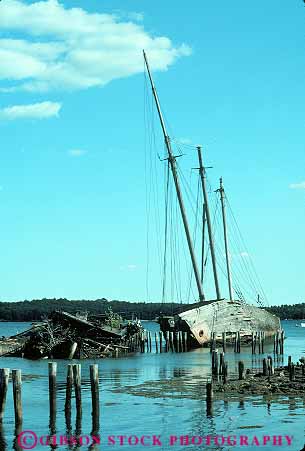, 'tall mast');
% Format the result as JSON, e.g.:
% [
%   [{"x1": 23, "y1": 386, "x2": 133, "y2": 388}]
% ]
[
  {"x1": 197, "y1": 146, "x2": 221, "y2": 300},
  {"x1": 143, "y1": 50, "x2": 205, "y2": 301},
  {"x1": 201, "y1": 203, "x2": 206, "y2": 284},
  {"x1": 218, "y1": 177, "x2": 233, "y2": 300}
]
